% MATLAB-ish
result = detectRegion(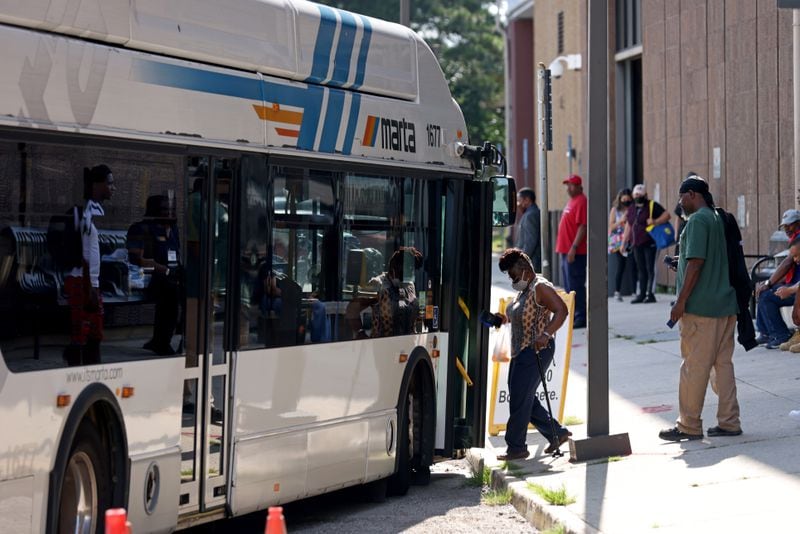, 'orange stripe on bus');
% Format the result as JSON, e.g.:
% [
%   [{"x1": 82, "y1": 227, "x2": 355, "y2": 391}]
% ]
[
  {"x1": 275, "y1": 127, "x2": 300, "y2": 138},
  {"x1": 252, "y1": 105, "x2": 303, "y2": 125},
  {"x1": 362, "y1": 116, "x2": 377, "y2": 146}
]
